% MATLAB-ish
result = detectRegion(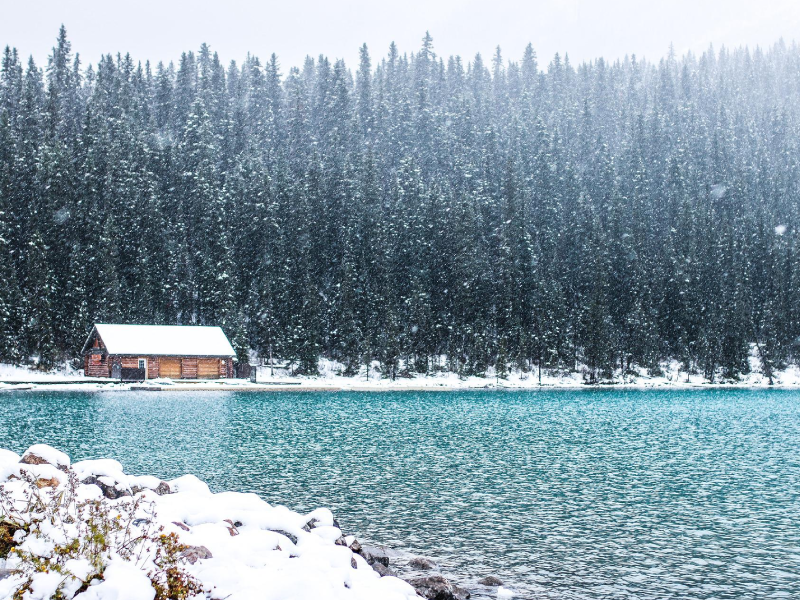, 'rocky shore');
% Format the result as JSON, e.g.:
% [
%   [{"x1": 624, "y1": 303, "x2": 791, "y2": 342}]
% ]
[{"x1": 0, "y1": 445, "x2": 510, "y2": 600}]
